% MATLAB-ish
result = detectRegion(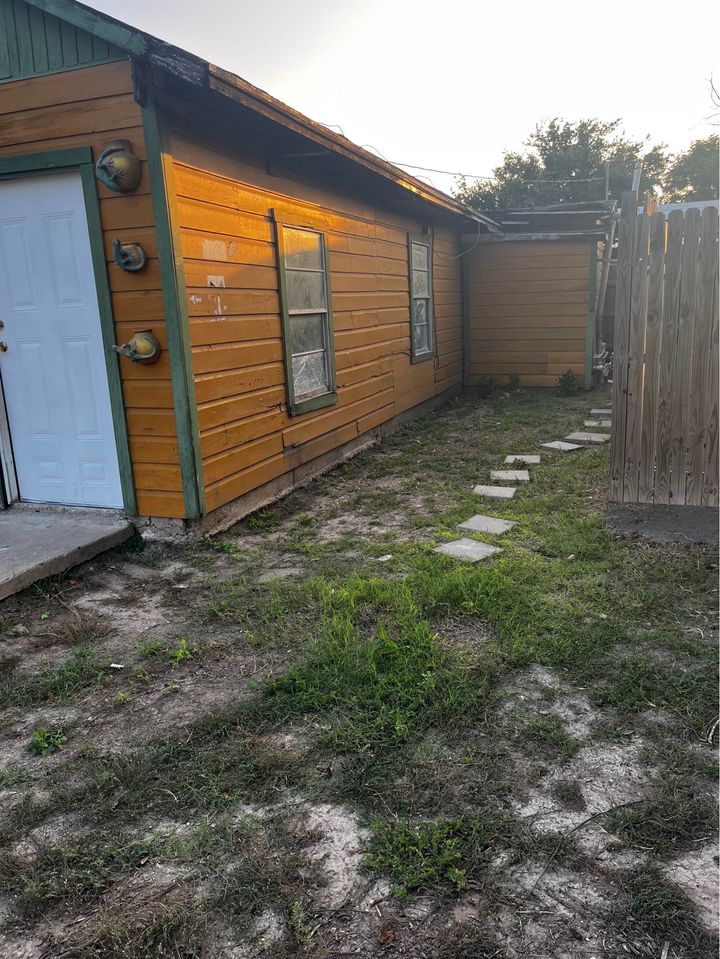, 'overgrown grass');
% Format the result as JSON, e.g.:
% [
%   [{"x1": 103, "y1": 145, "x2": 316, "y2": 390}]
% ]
[{"x1": 0, "y1": 645, "x2": 106, "y2": 709}]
